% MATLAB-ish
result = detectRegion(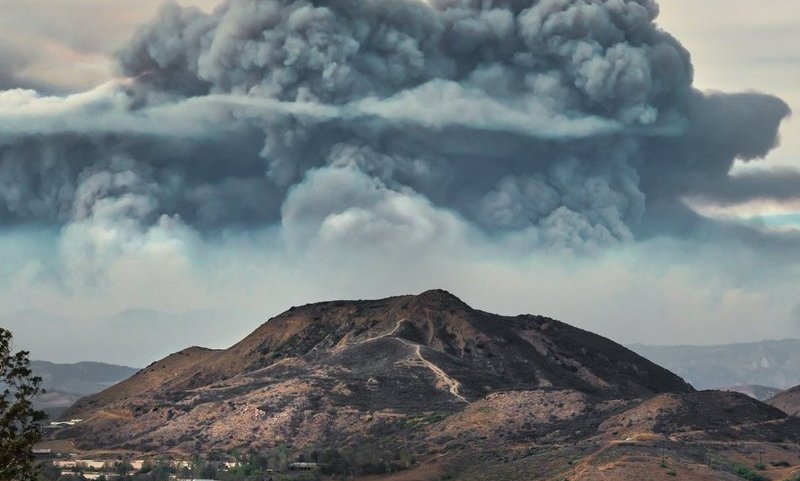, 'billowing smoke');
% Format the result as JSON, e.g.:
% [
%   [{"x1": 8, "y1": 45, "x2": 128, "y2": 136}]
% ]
[{"x1": 0, "y1": 0, "x2": 794, "y2": 258}]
